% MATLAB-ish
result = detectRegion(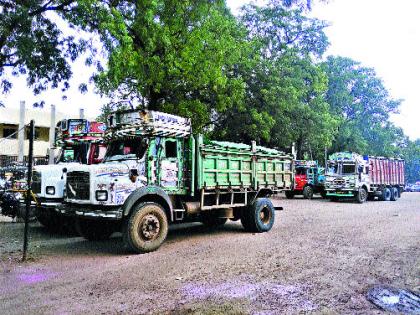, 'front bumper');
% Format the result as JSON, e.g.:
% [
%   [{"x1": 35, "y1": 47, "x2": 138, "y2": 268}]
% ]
[
  {"x1": 57, "y1": 203, "x2": 123, "y2": 220},
  {"x1": 36, "y1": 197, "x2": 64, "y2": 209},
  {"x1": 325, "y1": 188, "x2": 355, "y2": 197}
]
